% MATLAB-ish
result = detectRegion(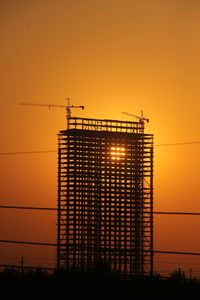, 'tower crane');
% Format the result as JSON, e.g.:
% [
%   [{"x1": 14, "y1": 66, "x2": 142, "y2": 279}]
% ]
[
  {"x1": 122, "y1": 110, "x2": 149, "y2": 123},
  {"x1": 19, "y1": 98, "x2": 84, "y2": 129}
]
